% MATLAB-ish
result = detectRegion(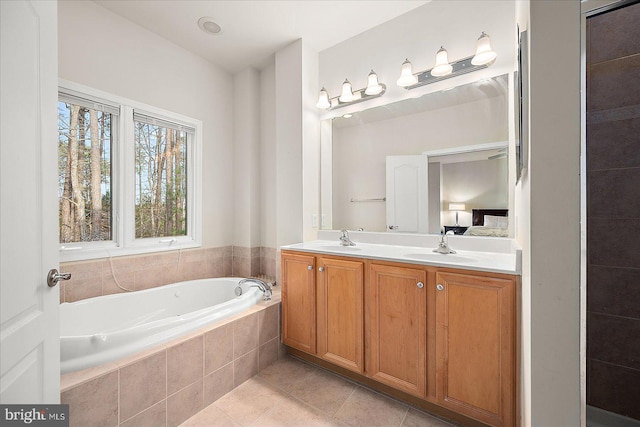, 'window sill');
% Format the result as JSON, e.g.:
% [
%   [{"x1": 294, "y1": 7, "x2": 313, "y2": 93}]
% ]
[{"x1": 59, "y1": 240, "x2": 201, "y2": 263}]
